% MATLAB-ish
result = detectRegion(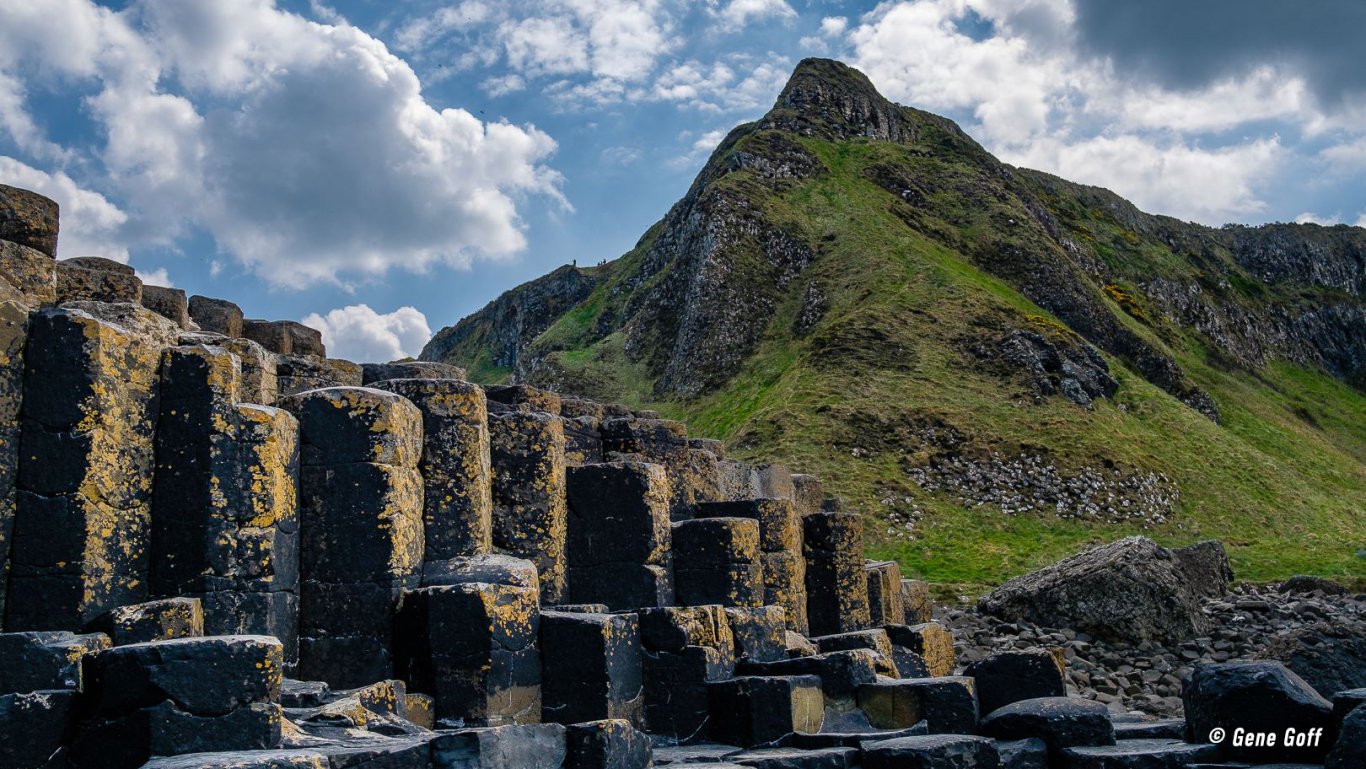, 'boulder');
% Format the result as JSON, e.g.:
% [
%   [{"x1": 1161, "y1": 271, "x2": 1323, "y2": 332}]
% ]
[
  {"x1": 1278, "y1": 575, "x2": 1347, "y2": 595},
  {"x1": 964, "y1": 649, "x2": 1066, "y2": 716},
  {"x1": 1170, "y1": 540, "x2": 1233, "y2": 599},
  {"x1": 1060, "y1": 738, "x2": 1221, "y2": 769},
  {"x1": 56, "y1": 256, "x2": 142, "y2": 303},
  {"x1": 862, "y1": 734, "x2": 999, "y2": 769},
  {"x1": 993, "y1": 738, "x2": 1045, "y2": 769},
  {"x1": 1327, "y1": 702, "x2": 1366, "y2": 769},
  {"x1": 977, "y1": 697, "x2": 1114, "y2": 763},
  {"x1": 81, "y1": 635, "x2": 284, "y2": 718},
  {"x1": 1182, "y1": 661, "x2": 1333, "y2": 763},
  {"x1": 901, "y1": 579, "x2": 933, "y2": 624},
  {"x1": 977, "y1": 536, "x2": 1211, "y2": 643},
  {"x1": 1257, "y1": 623, "x2": 1366, "y2": 697},
  {"x1": 188, "y1": 296, "x2": 244, "y2": 337}
]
